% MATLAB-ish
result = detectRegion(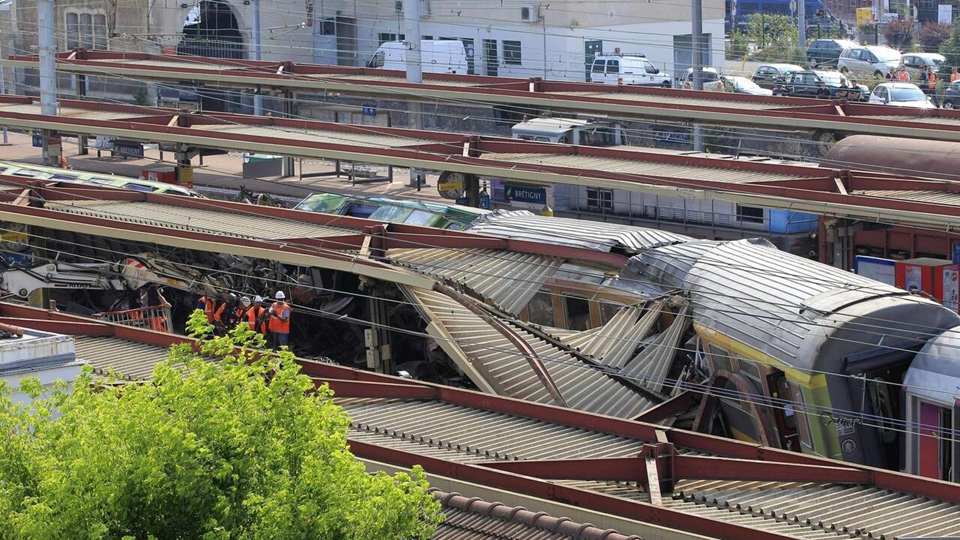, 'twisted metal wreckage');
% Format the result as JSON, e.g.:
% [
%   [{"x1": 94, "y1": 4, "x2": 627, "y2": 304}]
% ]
[{"x1": 1, "y1": 179, "x2": 959, "y2": 486}]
